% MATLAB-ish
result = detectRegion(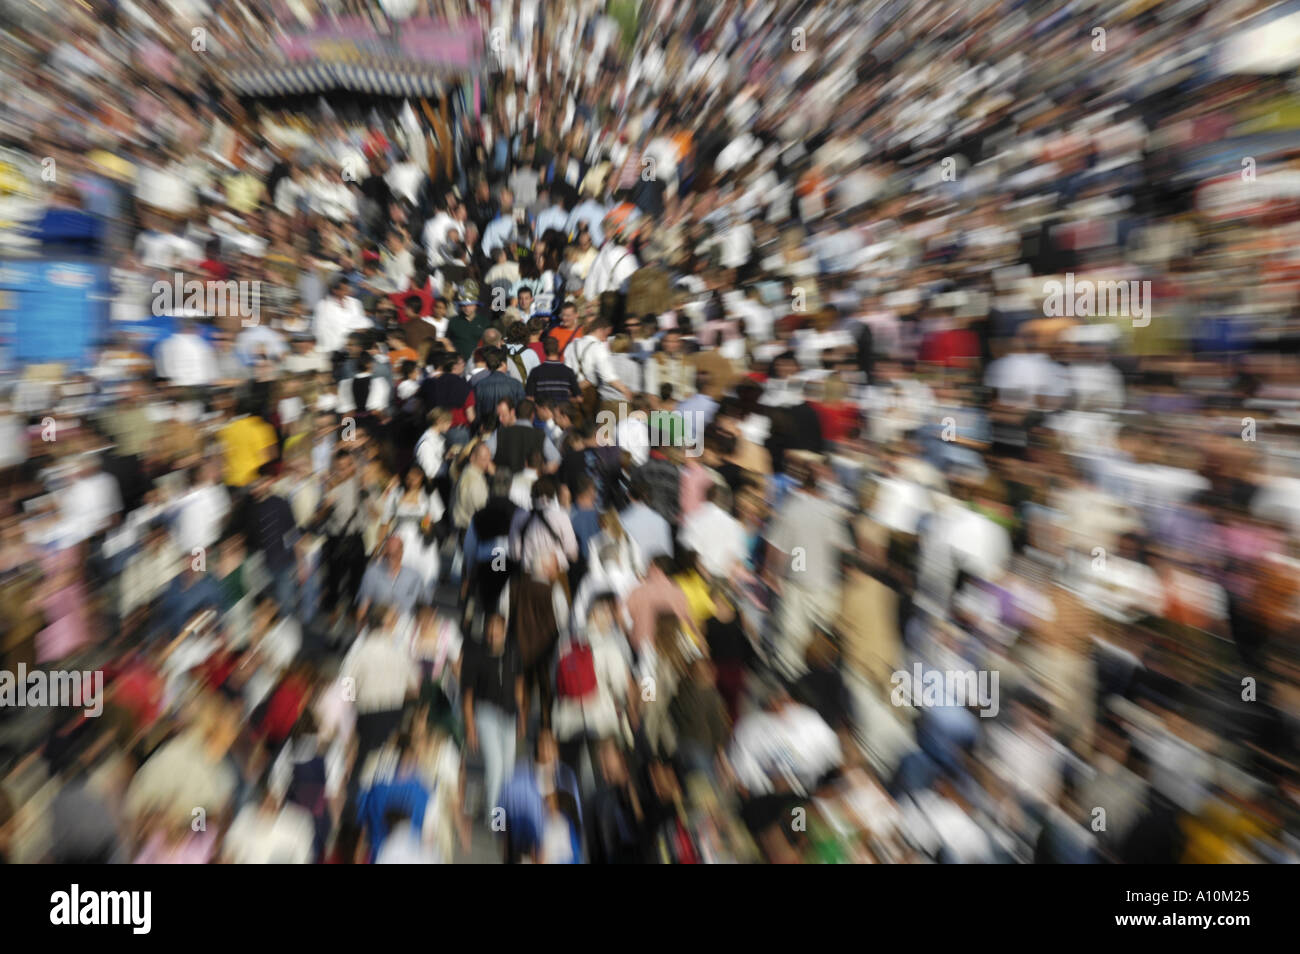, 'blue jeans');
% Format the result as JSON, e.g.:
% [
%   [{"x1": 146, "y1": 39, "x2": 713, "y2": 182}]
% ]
[{"x1": 476, "y1": 703, "x2": 516, "y2": 822}]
